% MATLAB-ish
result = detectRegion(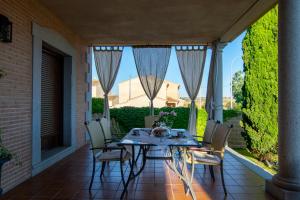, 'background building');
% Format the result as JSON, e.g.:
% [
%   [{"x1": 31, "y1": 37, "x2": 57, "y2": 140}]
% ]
[
  {"x1": 92, "y1": 79, "x2": 104, "y2": 98},
  {"x1": 115, "y1": 77, "x2": 185, "y2": 108}
]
